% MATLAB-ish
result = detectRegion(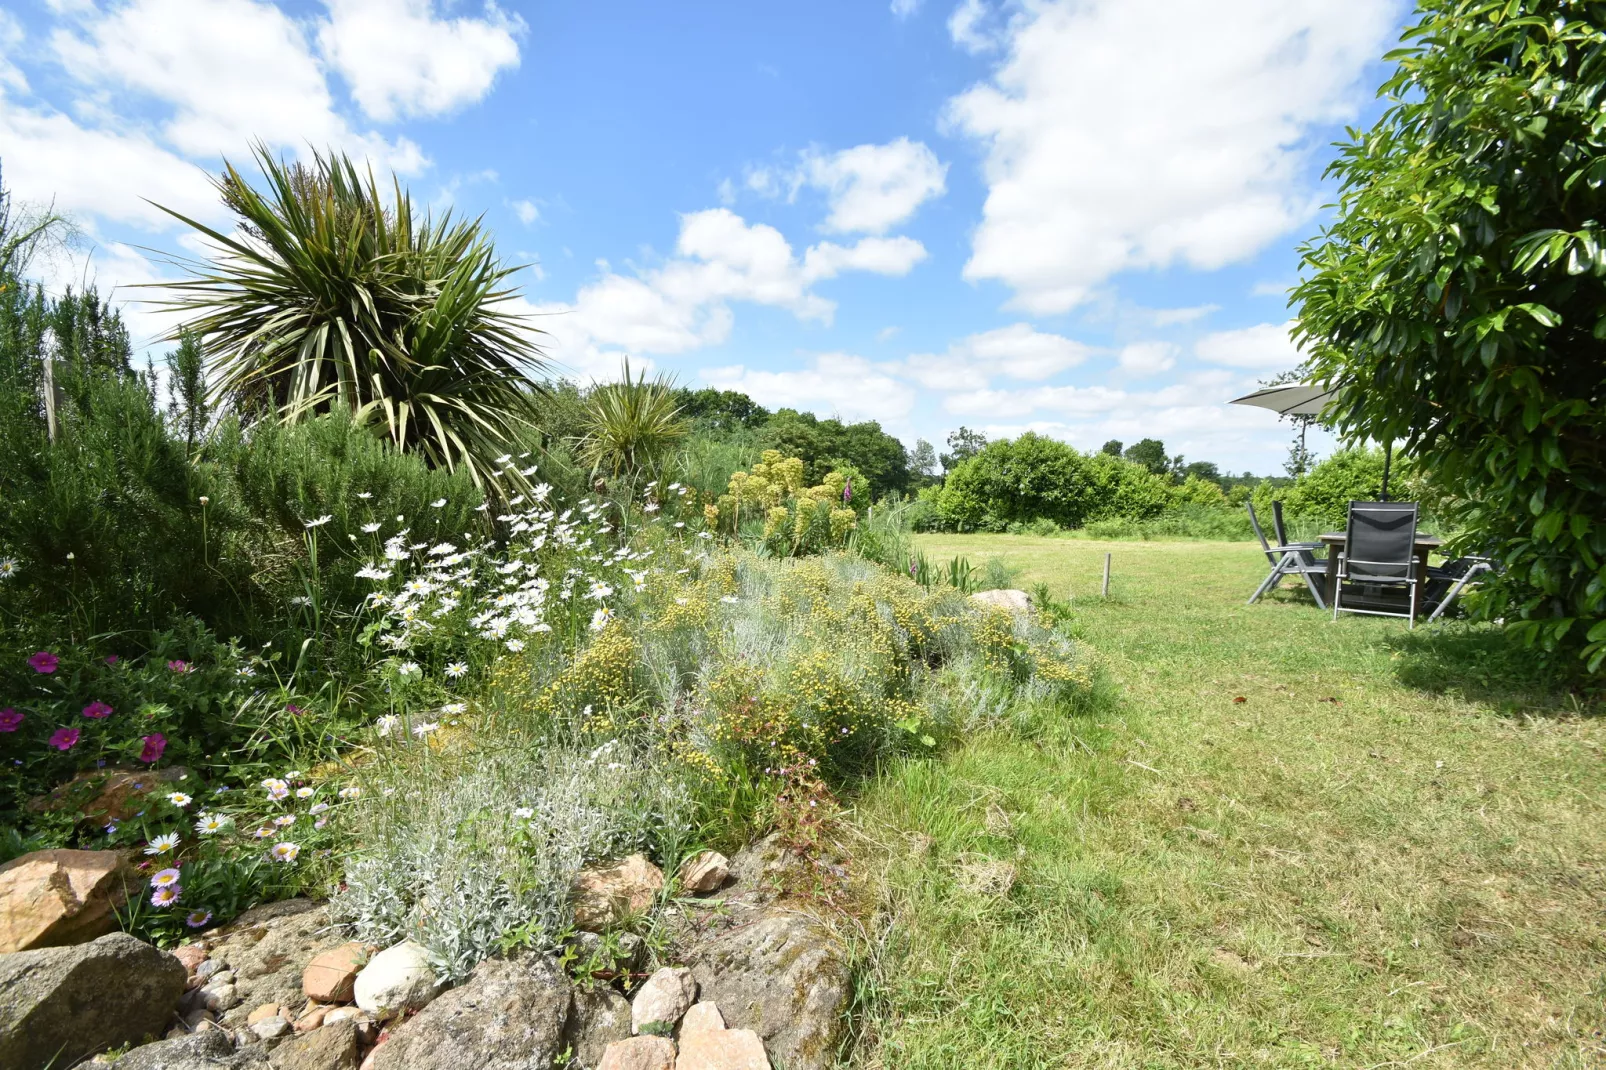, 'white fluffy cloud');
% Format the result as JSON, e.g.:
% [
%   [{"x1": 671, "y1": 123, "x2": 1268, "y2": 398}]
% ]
[
  {"x1": 703, "y1": 352, "x2": 917, "y2": 425},
  {"x1": 893, "y1": 323, "x2": 1089, "y2": 391},
  {"x1": 48, "y1": 0, "x2": 422, "y2": 172},
  {"x1": 1117, "y1": 341, "x2": 1177, "y2": 376},
  {"x1": 947, "y1": 0, "x2": 1396, "y2": 313},
  {"x1": 318, "y1": 0, "x2": 523, "y2": 123},
  {"x1": 536, "y1": 209, "x2": 928, "y2": 373},
  {"x1": 800, "y1": 138, "x2": 948, "y2": 234},
  {"x1": 1194, "y1": 321, "x2": 1305, "y2": 370}
]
